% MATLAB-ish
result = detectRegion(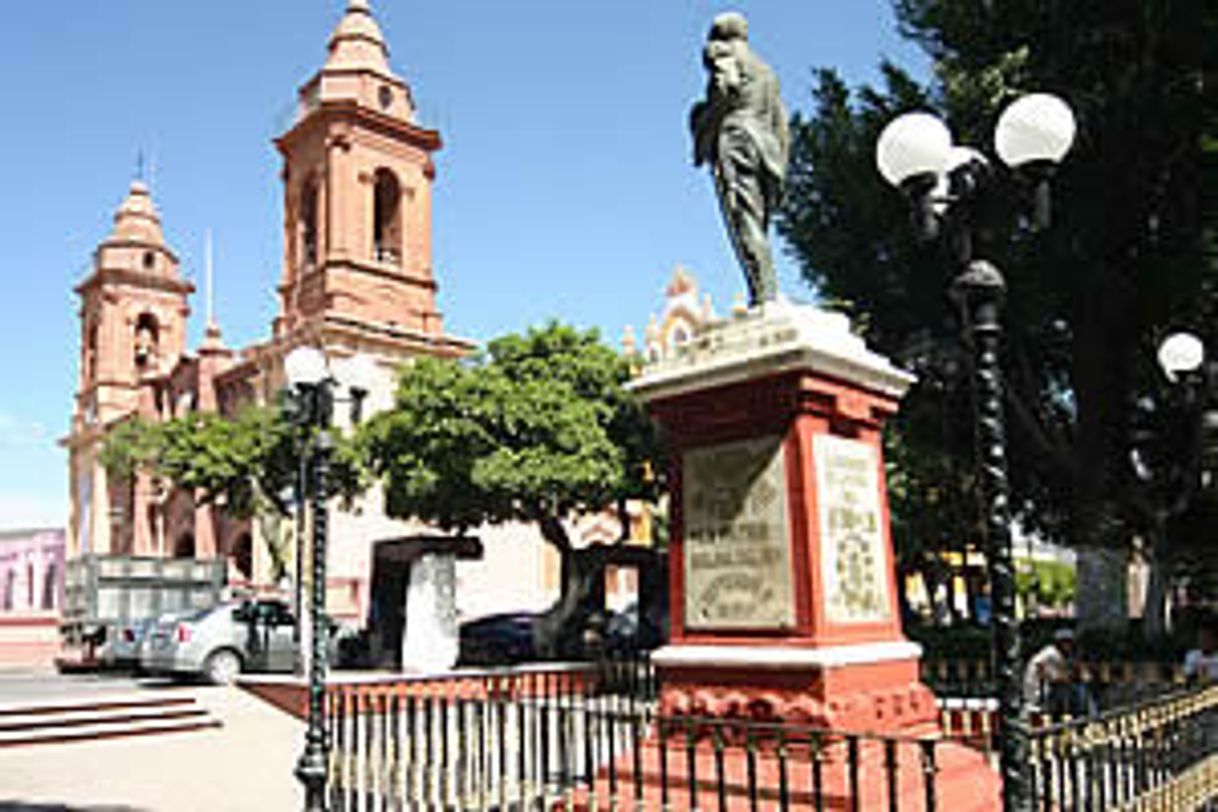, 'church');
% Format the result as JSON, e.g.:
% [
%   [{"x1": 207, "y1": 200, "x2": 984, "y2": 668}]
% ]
[{"x1": 60, "y1": 0, "x2": 671, "y2": 666}]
